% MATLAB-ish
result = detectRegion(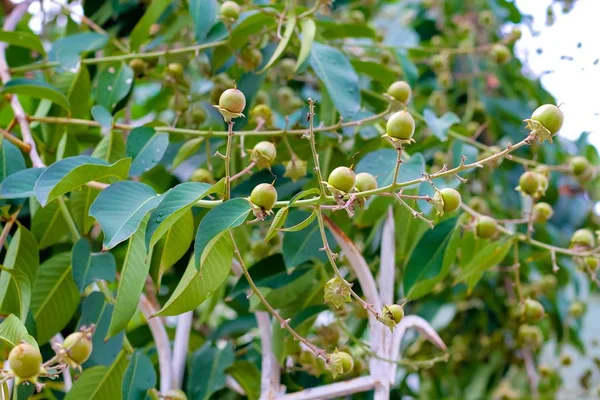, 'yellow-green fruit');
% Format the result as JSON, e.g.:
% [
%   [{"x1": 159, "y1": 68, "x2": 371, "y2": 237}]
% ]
[
  {"x1": 518, "y1": 171, "x2": 540, "y2": 196},
  {"x1": 220, "y1": 1, "x2": 241, "y2": 20},
  {"x1": 328, "y1": 167, "x2": 356, "y2": 193},
  {"x1": 387, "y1": 81, "x2": 412, "y2": 104},
  {"x1": 386, "y1": 111, "x2": 415, "y2": 140},
  {"x1": 250, "y1": 184, "x2": 277, "y2": 210},
  {"x1": 189, "y1": 107, "x2": 206, "y2": 125},
  {"x1": 437, "y1": 188, "x2": 462, "y2": 213},
  {"x1": 475, "y1": 215, "x2": 497, "y2": 239},
  {"x1": 533, "y1": 202, "x2": 553, "y2": 222},
  {"x1": 190, "y1": 168, "x2": 213, "y2": 183},
  {"x1": 129, "y1": 58, "x2": 147, "y2": 77},
  {"x1": 251, "y1": 141, "x2": 277, "y2": 169},
  {"x1": 169, "y1": 92, "x2": 189, "y2": 112},
  {"x1": 490, "y1": 44, "x2": 511, "y2": 64},
  {"x1": 337, "y1": 351, "x2": 354, "y2": 375},
  {"x1": 62, "y1": 332, "x2": 93, "y2": 365},
  {"x1": 284, "y1": 159, "x2": 307, "y2": 182},
  {"x1": 570, "y1": 229, "x2": 595, "y2": 248},
  {"x1": 219, "y1": 88, "x2": 246, "y2": 114},
  {"x1": 239, "y1": 47, "x2": 262, "y2": 71},
  {"x1": 279, "y1": 58, "x2": 296, "y2": 79},
  {"x1": 586, "y1": 257, "x2": 599, "y2": 271},
  {"x1": 165, "y1": 389, "x2": 188, "y2": 400},
  {"x1": 277, "y1": 86, "x2": 295, "y2": 103},
  {"x1": 570, "y1": 156, "x2": 589, "y2": 176},
  {"x1": 468, "y1": 197, "x2": 489, "y2": 214},
  {"x1": 560, "y1": 353, "x2": 573, "y2": 366},
  {"x1": 522, "y1": 298, "x2": 545, "y2": 322},
  {"x1": 569, "y1": 301, "x2": 586, "y2": 318},
  {"x1": 354, "y1": 172, "x2": 377, "y2": 192},
  {"x1": 8, "y1": 342, "x2": 42, "y2": 380},
  {"x1": 531, "y1": 104, "x2": 564, "y2": 135},
  {"x1": 387, "y1": 304, "x2": 404, "y2": 324},
  {"x1": 166, "y1": 63, "x2": 184, "y2": 81}
]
